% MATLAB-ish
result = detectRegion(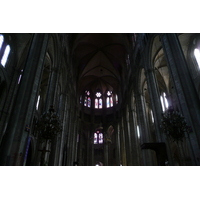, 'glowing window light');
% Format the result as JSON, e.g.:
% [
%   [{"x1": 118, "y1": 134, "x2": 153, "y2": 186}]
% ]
[
  {"x1": 84, "y1": 96, "x2": 87, "y2": 106},
  {"x1": 137, "y1": 125, "x2": 140, "y2": 138},
  {"x1": 87, "y1": 97, "x2": 91, "y2": 107},
  {"x1": 160, "y1": 96, "x2": 165, "y2": 112},
  {"x1": 94, "y1": 133, "x2": 98, "y2": 144},
  {"x1": 80, "y1": 95, "x2": 82, "y2": 104},
  {"x1": 0, "y1": 34, "x2": 4, "y2": 50},
  {"x1": 194, "y1": 48, "x2": 200, "y2": 69},
  {"x1": 17, "y1": 70, "x2": 23, "y2": 84},
  {"x1": 163, "y1": 93, "x2": 169, "y2": 109},
  {"x1": 107, "y1": 97, "x2": 110, "y2": 108},
  {"x1": 96, "y1": 92, "x2": 101, "y2": 97},
  {"x1": 1, "y1": 45, "x2": 10, "y2": 67},
  {"x1": 116, "y1": 94, "x2": 118, "y2": 104},
  {"x1": 36, "y1": 95, "x2": 40, "y2": 110},
  {"x1": 95, "y1": 99, "x2": 98, "y2": 108},
  {"x1": 151, "y1": 110, "x2": 154, "y2": 123},
  {"x1": 99, "y1": 133, "x2": 103, "y2": 143},
  {"x1": 99, "y1": 98, "x2": 102, "y2": 109},
  {"x1": 107, "y1": 91, "x2": 112, "y2": 96}
]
